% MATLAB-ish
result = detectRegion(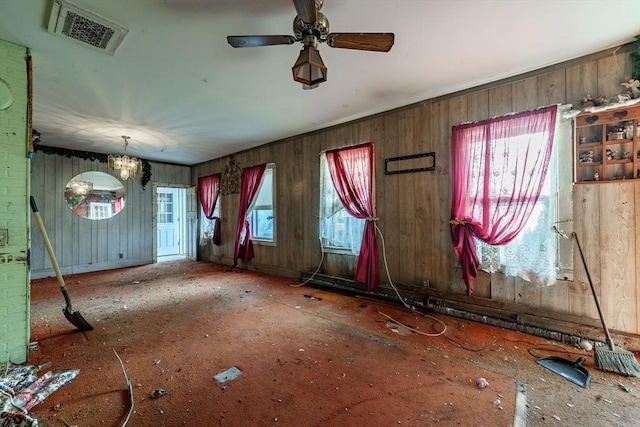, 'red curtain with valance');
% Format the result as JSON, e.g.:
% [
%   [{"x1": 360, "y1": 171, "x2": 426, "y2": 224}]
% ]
[
  {"x1": 233, "y1": 164, "x2": 266, "y2": 266},
  {"x1": 325, "y1": 142, "x2": 378, "y2": 292},
  {"x1": 450, "y1": 105, "x2": 558, "y2": 295},
  {"x1": 198, "y1": 173, "x2": 221, "y2": 245}
]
